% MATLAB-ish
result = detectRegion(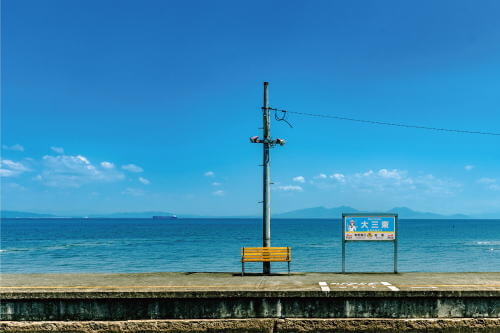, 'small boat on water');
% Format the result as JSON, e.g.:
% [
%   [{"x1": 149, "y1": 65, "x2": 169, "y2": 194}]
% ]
[{"x1": 152, "y1": 215, "x2": 178, "y2": 220}]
